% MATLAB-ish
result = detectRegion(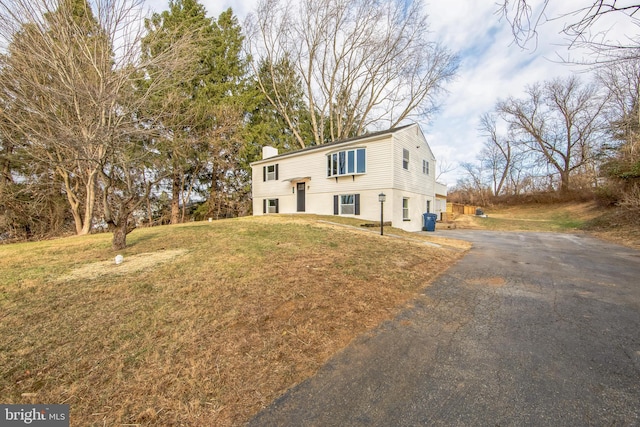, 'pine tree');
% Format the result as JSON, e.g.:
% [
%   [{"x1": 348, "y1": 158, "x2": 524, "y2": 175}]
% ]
[{"x1": 142, "y1": 3, "x2": 251, "y2": 222}]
